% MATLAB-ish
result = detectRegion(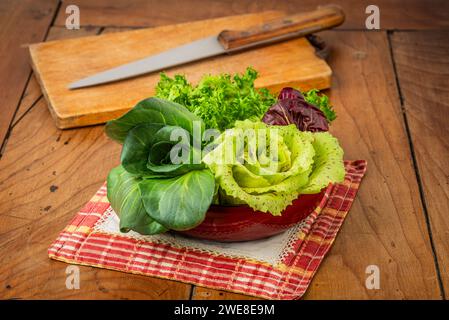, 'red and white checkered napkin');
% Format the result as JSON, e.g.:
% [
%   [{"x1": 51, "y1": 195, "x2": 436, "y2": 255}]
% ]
[{"x1": 48, "y1": 160, "x2": 367, "y2": 300}]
